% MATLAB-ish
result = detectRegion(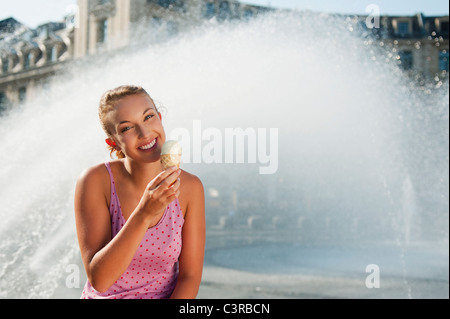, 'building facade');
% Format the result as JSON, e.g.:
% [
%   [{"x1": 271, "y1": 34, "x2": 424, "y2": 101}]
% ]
[
  {"x1": 0, "y1": 18, "x2": 74, "y2": 111},
  {"x1": 1, "y1": 2, "x2": 449, "y2": 114},
  {"x1": 367, "y1": 13, "x2": 449, "y2": 79},
  {"x1": 73, "y1": 0, "x2": 267, "y2": 58},
  {"x1": 0, "y1": 0, "x2": 267, "y2": 113}
]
